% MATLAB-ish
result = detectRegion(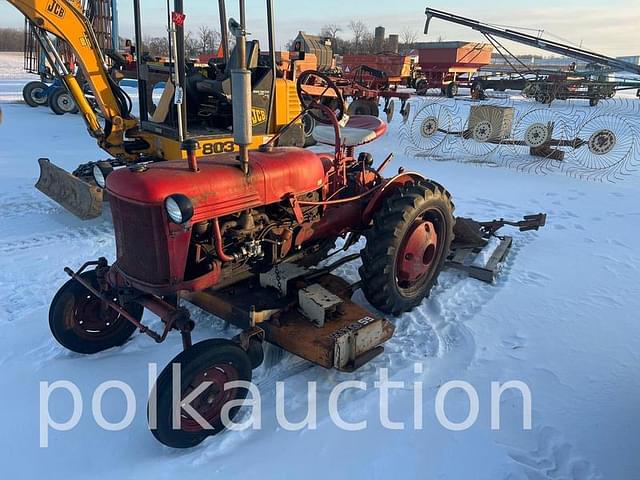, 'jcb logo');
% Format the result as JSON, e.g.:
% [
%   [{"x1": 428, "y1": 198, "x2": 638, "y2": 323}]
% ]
[
  {"x1": 47, "y1": 0, "x2": 66, "y2": 18},
  {"x1": 251, "y1": 107, "x2": 267, "y2": 126}
]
